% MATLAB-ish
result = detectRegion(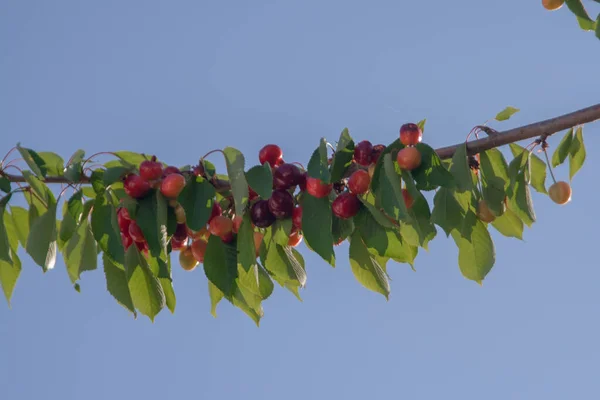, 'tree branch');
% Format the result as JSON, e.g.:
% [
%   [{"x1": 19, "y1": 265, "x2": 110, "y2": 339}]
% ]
[{"x1": 2, "y1": 103, "x2": 599, "y2": 191}]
